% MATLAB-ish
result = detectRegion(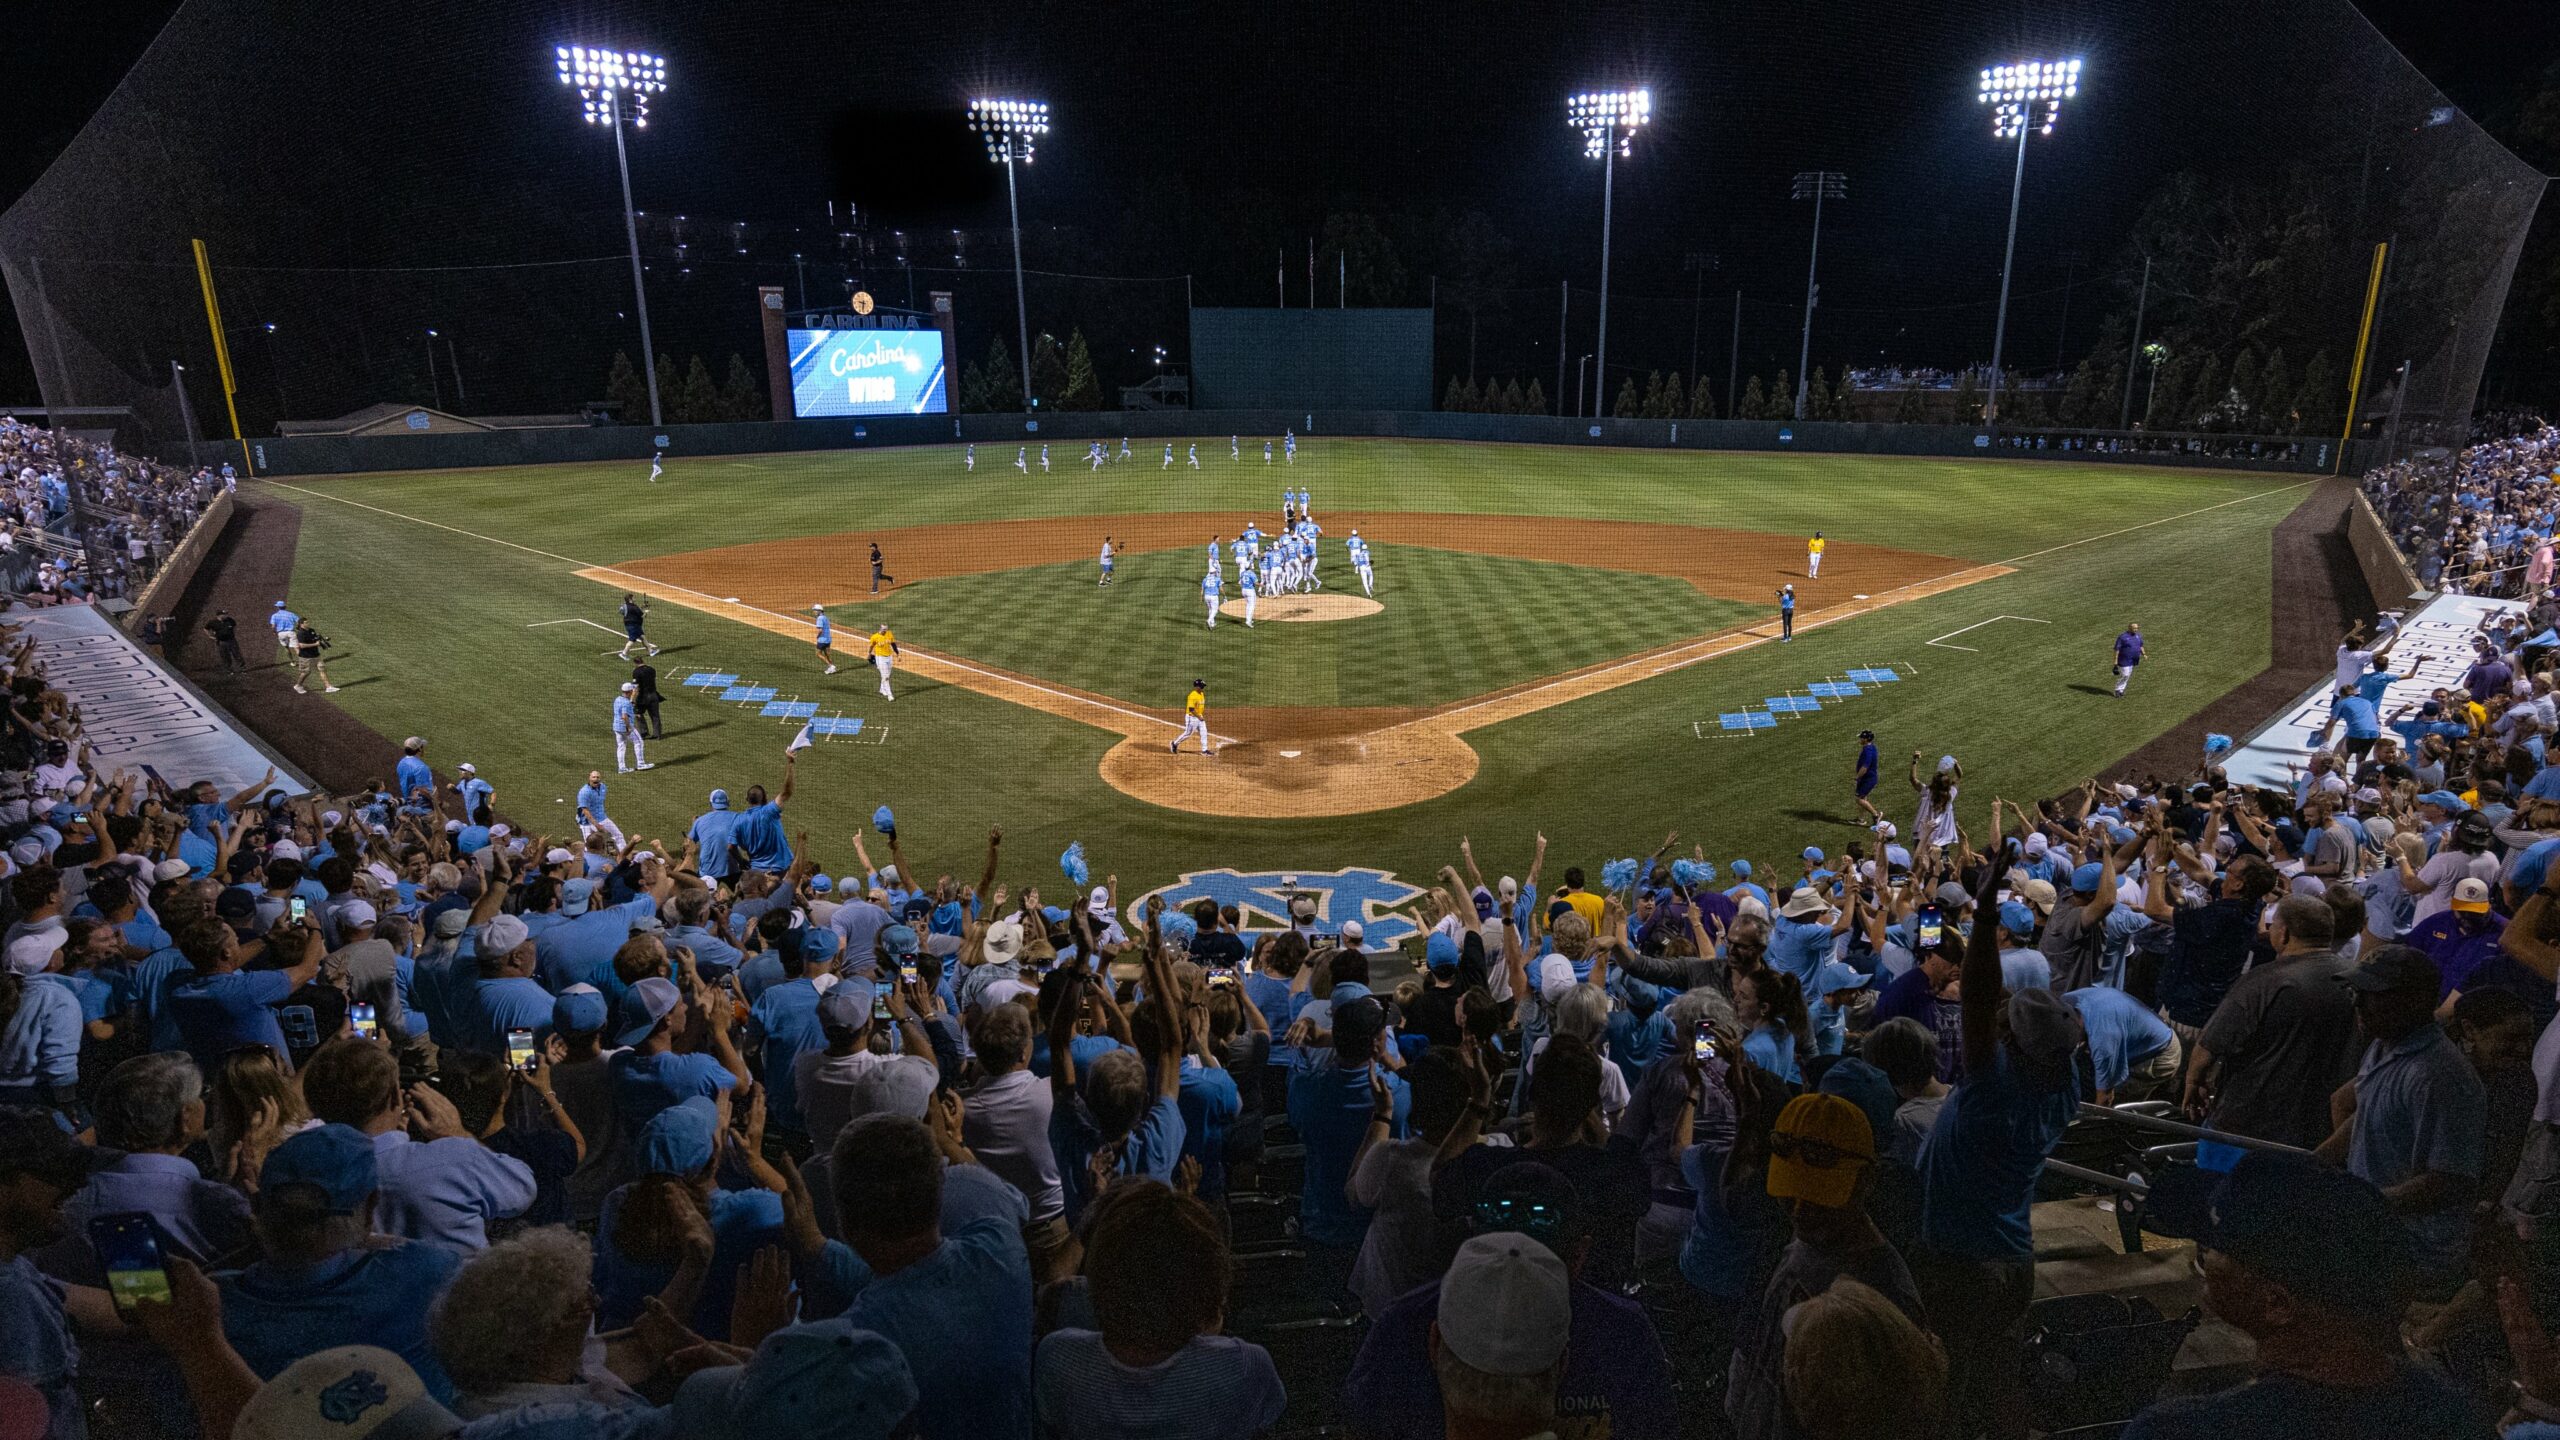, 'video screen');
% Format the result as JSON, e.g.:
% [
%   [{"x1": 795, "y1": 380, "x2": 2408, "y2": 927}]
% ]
[{"x1": 787, "y1": 328, "x2": 948, "y2": 416}]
